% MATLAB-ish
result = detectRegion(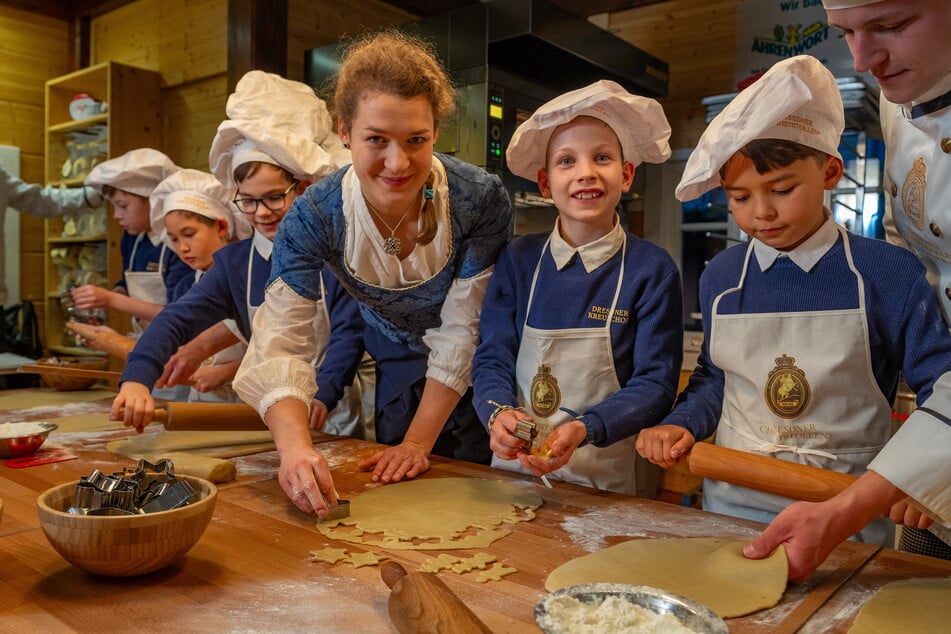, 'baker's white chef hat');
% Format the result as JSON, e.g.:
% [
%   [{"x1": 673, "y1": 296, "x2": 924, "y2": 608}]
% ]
[
  {"x1": 85, "y1": 148, "x2": 179, "y2": 198},
  {"x1": 821, "y1": 1, "x2": 880, "y2": 9},
  {"x1": 676, "y1": 55, "x2": 844, "y2": 202},
  {"x1": 150, "y1": 168, "x2": 252, "y2": 243},
  {"x1": 209, "y1": 70, "x2": 346, "y2": 189},
  {"x1": 506, "y1": 79, "x2": 671, "y2": 181}
]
